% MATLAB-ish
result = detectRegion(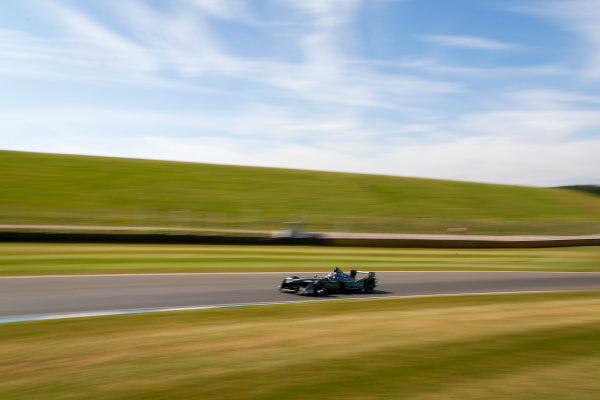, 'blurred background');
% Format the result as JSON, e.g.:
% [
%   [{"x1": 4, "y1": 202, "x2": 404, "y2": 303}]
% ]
[{"x1": 2, "y1": 150, "x2": 600, "y2": 237}]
